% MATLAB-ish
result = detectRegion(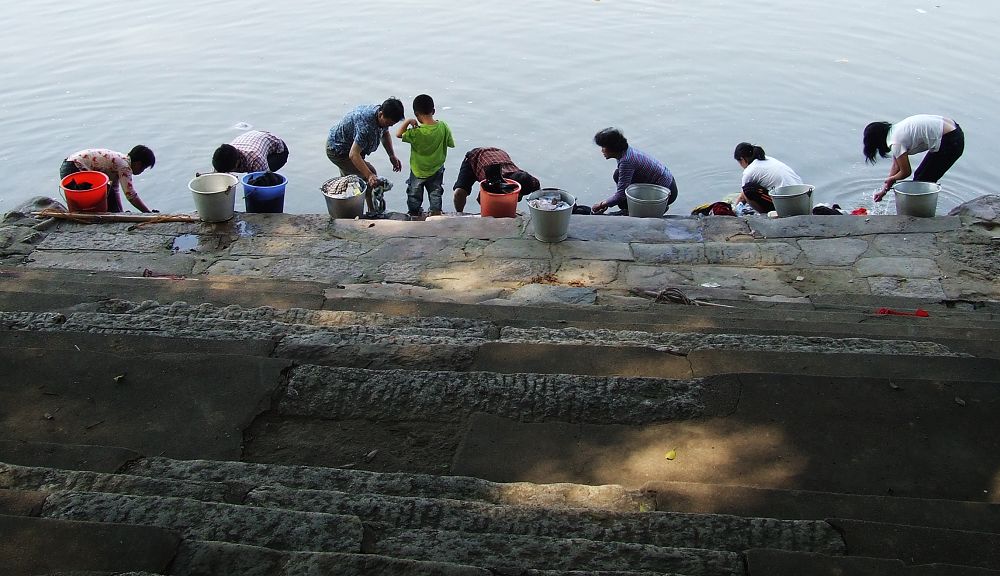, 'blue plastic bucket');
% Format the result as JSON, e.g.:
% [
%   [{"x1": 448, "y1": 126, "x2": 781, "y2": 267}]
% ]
[{"x1": 242, "y1": 172, "x2": 287, "y2": 213}]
